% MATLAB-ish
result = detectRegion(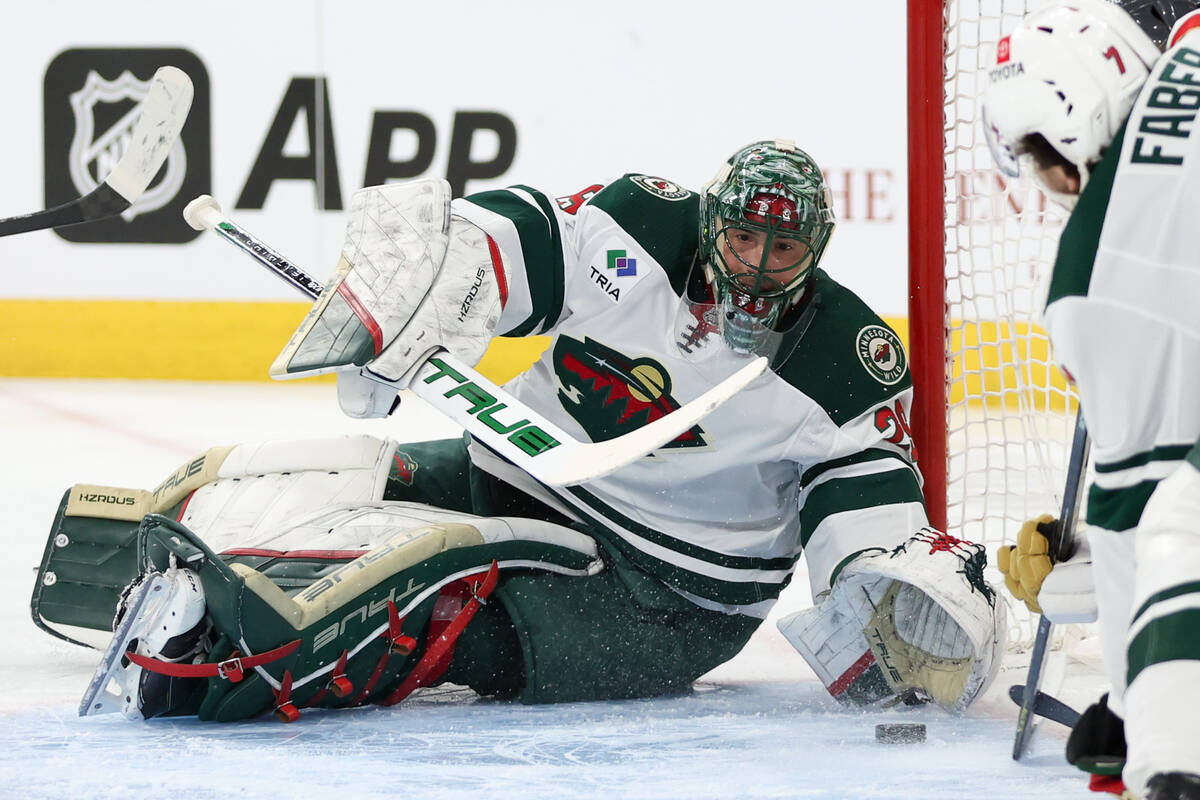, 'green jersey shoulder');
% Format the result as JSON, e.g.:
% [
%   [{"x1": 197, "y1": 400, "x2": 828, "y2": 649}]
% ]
[
  {"x1": 776, "y1": 270, "x2": 911, "y2": 427},
  {"x1": 584, "y1": 173, "x2": 700, "y2": 292}
]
